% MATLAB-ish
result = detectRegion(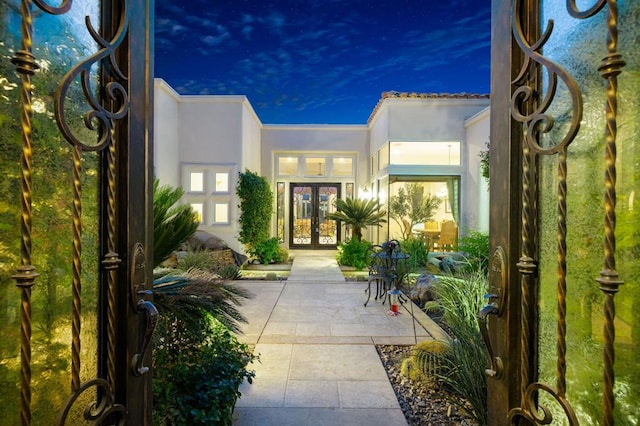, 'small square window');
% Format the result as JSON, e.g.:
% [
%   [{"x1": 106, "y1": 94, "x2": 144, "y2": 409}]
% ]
[
  {"x1": 215, "y1": 172, "x2": 229, "y2": 192},
  {"x1": 190, "y1": 172, "x2": 204, "y2": 192},
  {"x1": 191, "y1": 203, "x2": 203, "y2": 224},
  {"x1": 214, "y1": 203, "x2": 229, "y2": 224}
]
